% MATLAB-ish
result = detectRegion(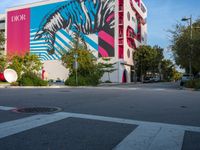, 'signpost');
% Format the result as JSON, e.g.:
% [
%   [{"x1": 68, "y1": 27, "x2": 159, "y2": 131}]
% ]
[{"x1": 74, "y1": 53, "x2": 78, "y2": 85}]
